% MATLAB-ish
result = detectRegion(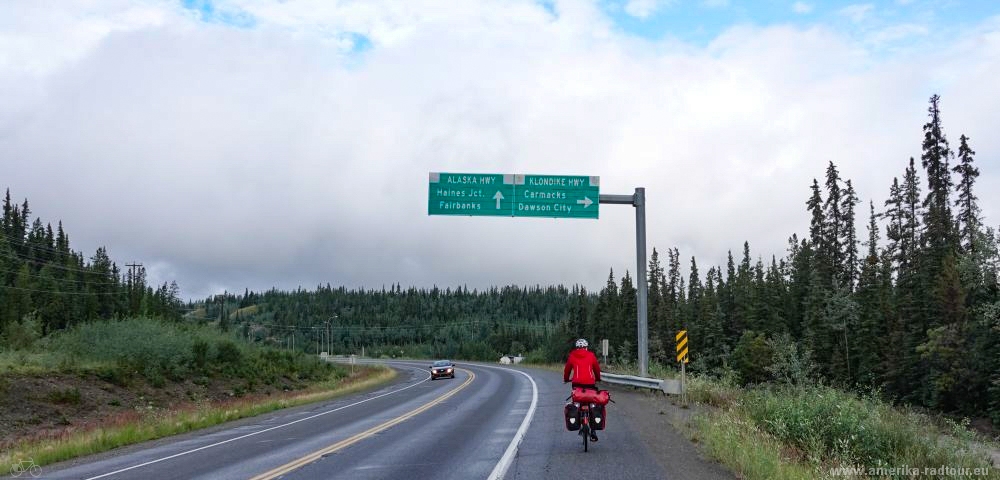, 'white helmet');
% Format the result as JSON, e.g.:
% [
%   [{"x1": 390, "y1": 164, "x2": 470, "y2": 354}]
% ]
[{"x1": 575, "y1": 338, "x2": 589, "y2": 348}]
